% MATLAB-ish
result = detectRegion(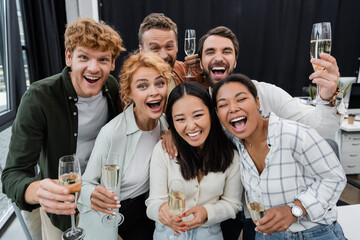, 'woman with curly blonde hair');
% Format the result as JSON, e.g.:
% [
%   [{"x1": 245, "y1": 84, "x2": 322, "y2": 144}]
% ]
[{"x1": 78, "y1": 51, "x2": 171, "y2": 240}]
